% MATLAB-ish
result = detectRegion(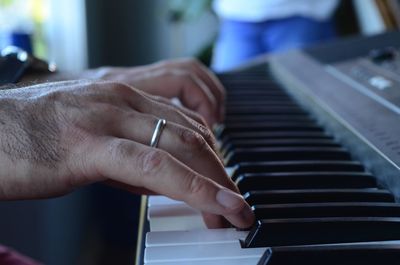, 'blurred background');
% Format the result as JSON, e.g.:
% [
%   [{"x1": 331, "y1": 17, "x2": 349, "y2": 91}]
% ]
[{"x1": 0, "y1": 0, "x2": 400, "y2": 264}]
